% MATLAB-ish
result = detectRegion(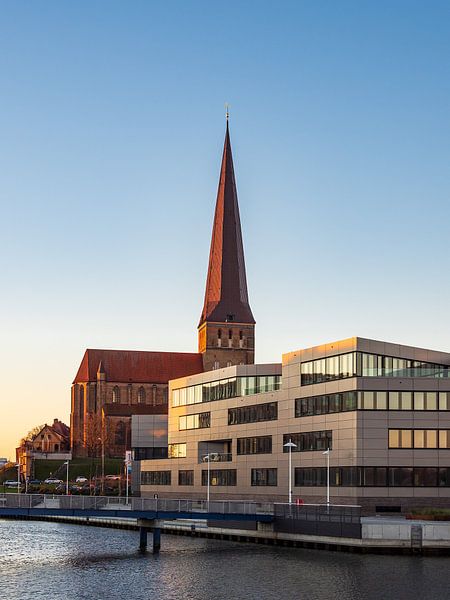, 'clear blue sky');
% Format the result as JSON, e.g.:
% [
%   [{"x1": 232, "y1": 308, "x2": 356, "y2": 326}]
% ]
[{"x1": 1, "y1": 1, "x2": 449, "y2": 458}]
